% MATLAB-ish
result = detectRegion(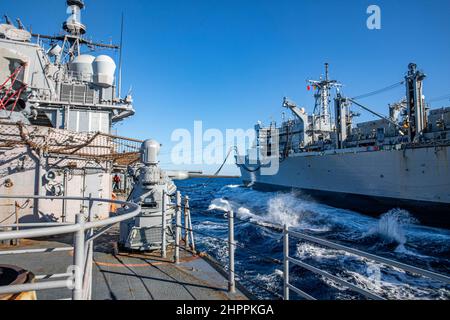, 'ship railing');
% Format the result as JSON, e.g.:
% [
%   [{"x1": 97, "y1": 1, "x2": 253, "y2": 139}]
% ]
[
  {"x1": 282, "y1": 225, "x2": 450, "y2": 300},
  {"x1": 169, "y1": 195, "x2": 450, "y2": 300},
  {"x1": 165, "y1": 191, "x2": 237, "y2": 293},
  {"x1": 66, "y1": 71, "x2": 94, "y2": 83},
  {"x1": 0, "y1": 195, "x2": 140, "y2": 301},
  {"x1": 0, "y1": 122, "x2": 142, "y2": 166},
  {"x1": 169, "y1": 192, "x2": 283, "y2": 298}
]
